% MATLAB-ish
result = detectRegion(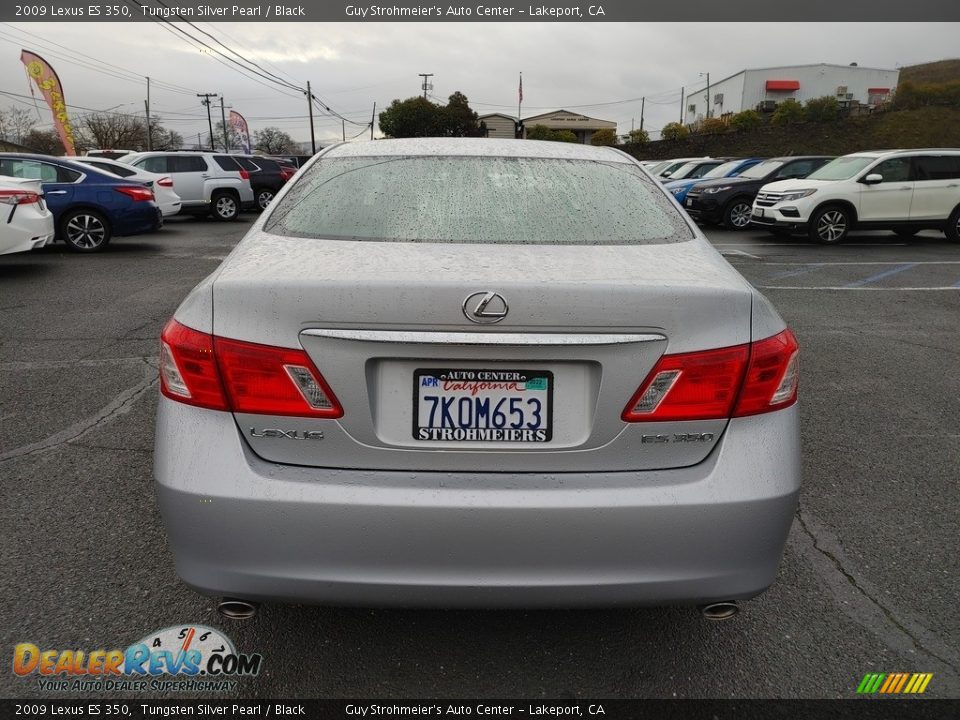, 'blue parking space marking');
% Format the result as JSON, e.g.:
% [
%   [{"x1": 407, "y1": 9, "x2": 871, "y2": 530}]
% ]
[{"x1": 844, "y1": 263, "x2": 919, "y2": 288}]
